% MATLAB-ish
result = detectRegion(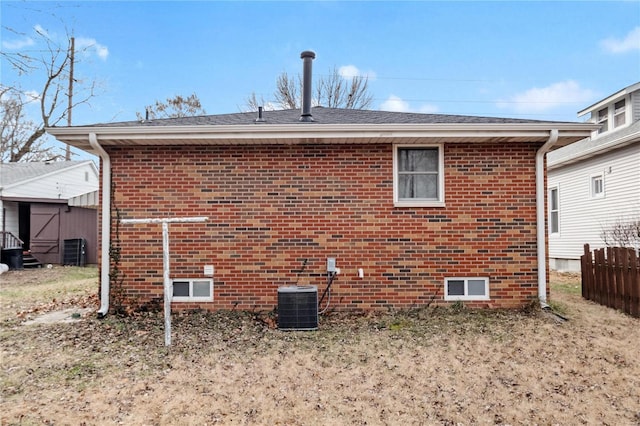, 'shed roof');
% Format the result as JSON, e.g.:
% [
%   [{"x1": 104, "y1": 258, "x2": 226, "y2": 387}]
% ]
[{"x1": 0, "y1": 160, "x2": 94, "y2": 189}]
